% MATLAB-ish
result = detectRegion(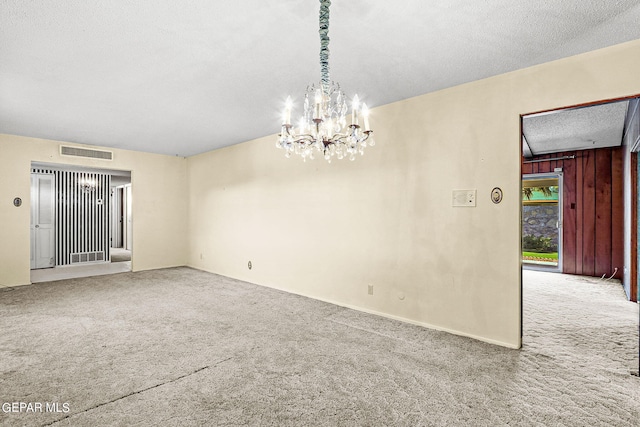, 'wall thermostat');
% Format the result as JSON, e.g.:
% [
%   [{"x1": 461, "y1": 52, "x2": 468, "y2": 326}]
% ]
[
  {"x1": 13, "y1": 197, "x2": 22, "y2": 207},
  {"x1": 491, "y1": 187, "x2": 503, "y2": 204}
]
